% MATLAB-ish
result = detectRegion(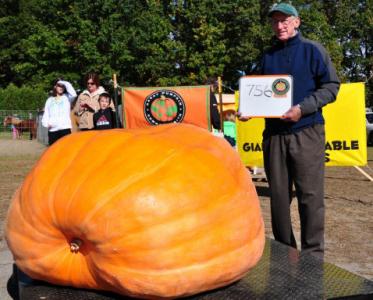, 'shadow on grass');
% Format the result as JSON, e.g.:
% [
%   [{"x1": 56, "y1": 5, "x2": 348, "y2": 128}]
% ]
[
  {"x1": 255, "y1": 185, "x2": 271, "y2": 197},
  {"x1": 255, "y1": 184, "x2": 298, "y2": 198}
]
